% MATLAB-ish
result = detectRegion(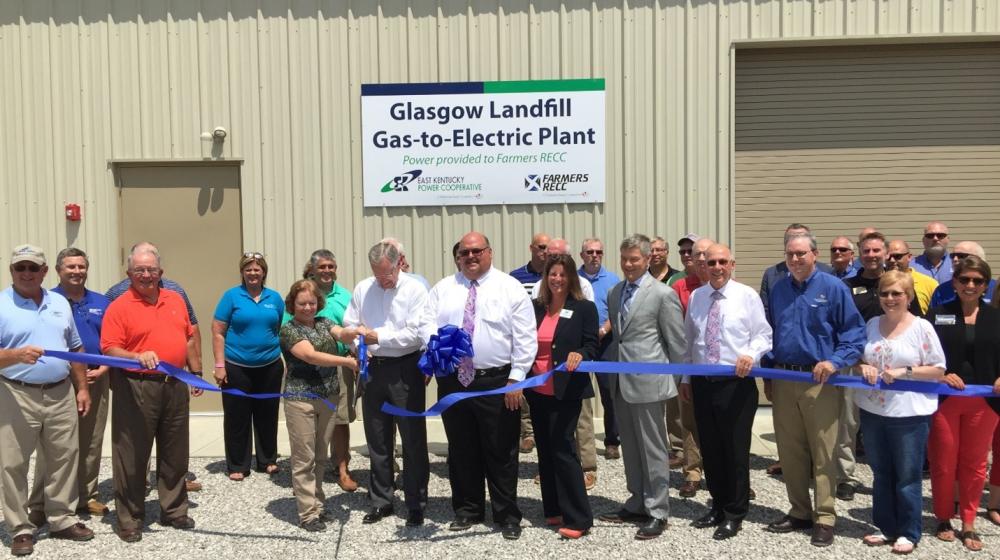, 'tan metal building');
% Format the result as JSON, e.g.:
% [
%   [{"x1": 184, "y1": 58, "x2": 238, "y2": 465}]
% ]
[{"x1": 2, "y1": 1, "x2": 999, "y2": 412}]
